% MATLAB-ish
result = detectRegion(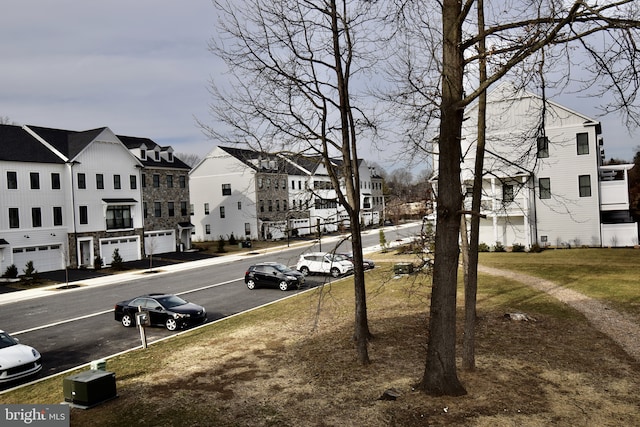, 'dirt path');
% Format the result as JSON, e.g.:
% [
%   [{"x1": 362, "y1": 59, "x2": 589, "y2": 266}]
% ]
[{"x1": 478, "y1": 264, "x2": 640, "y2": 363}]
